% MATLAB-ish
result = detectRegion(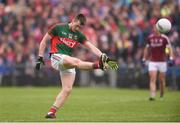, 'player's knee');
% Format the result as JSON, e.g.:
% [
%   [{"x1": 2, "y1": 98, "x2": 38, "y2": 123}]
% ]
[
  {"x1": 64, "y1": 58, "x2": 81, "y2": 68},
  {"x1": 159, "y1": 77, "x2": 165, "y2": 82},
  {"x1": 63, "y1": 86, "x2": 73, "y2": 94},
  {"x1": 159, "y1": 74, "x2": 166, "y2": 79},
  {"x1": 72, "y1": 59, "x2": 81, "y2": 68},
  {"x1": 150, "y1": 77, "x2": 156, "y2": 83}
]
